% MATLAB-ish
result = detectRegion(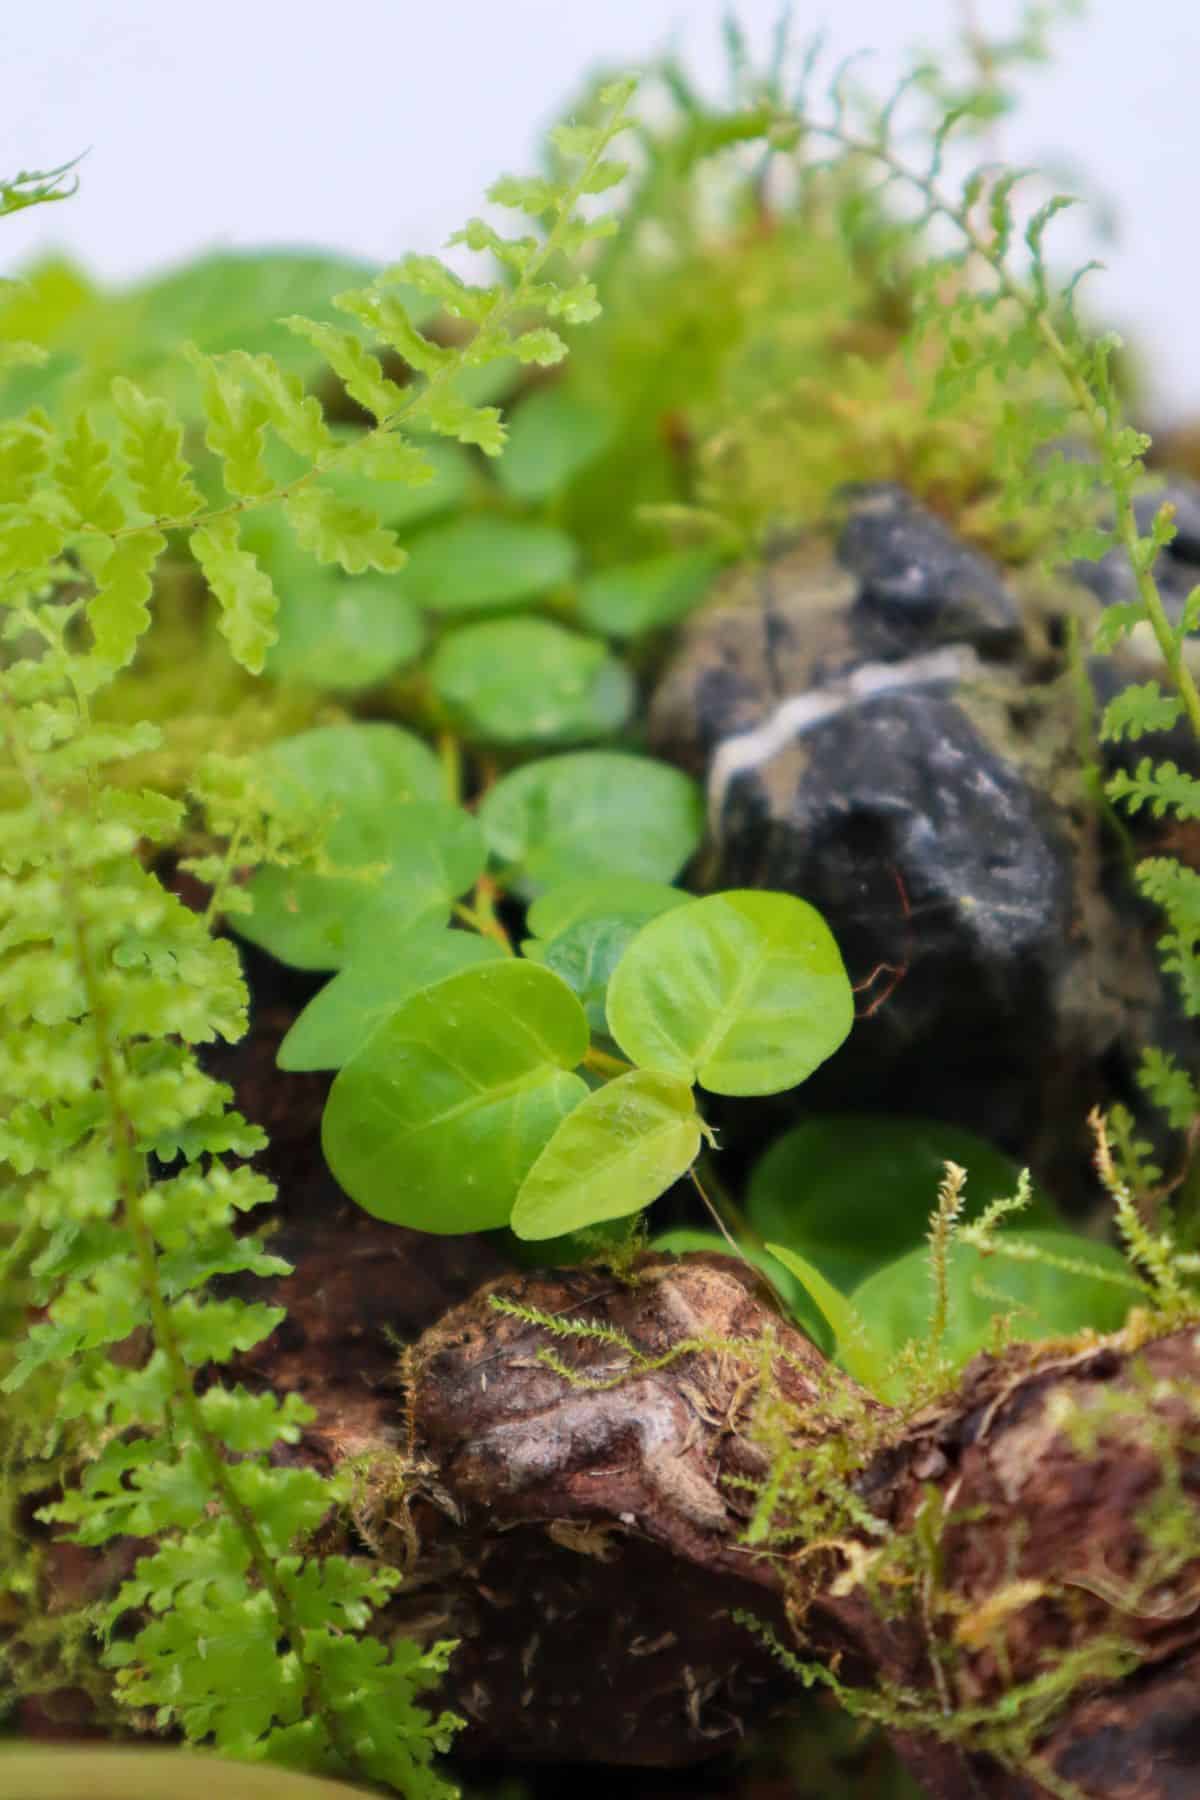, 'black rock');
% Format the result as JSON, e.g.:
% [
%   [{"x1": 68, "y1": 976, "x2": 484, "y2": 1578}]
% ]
[
  {"x1": 836, "y1": 482, "x2": 1023, "y2": 659},
  {"x1": 649, "y1": 510, "x2": 1169, "y2": 1202}
]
